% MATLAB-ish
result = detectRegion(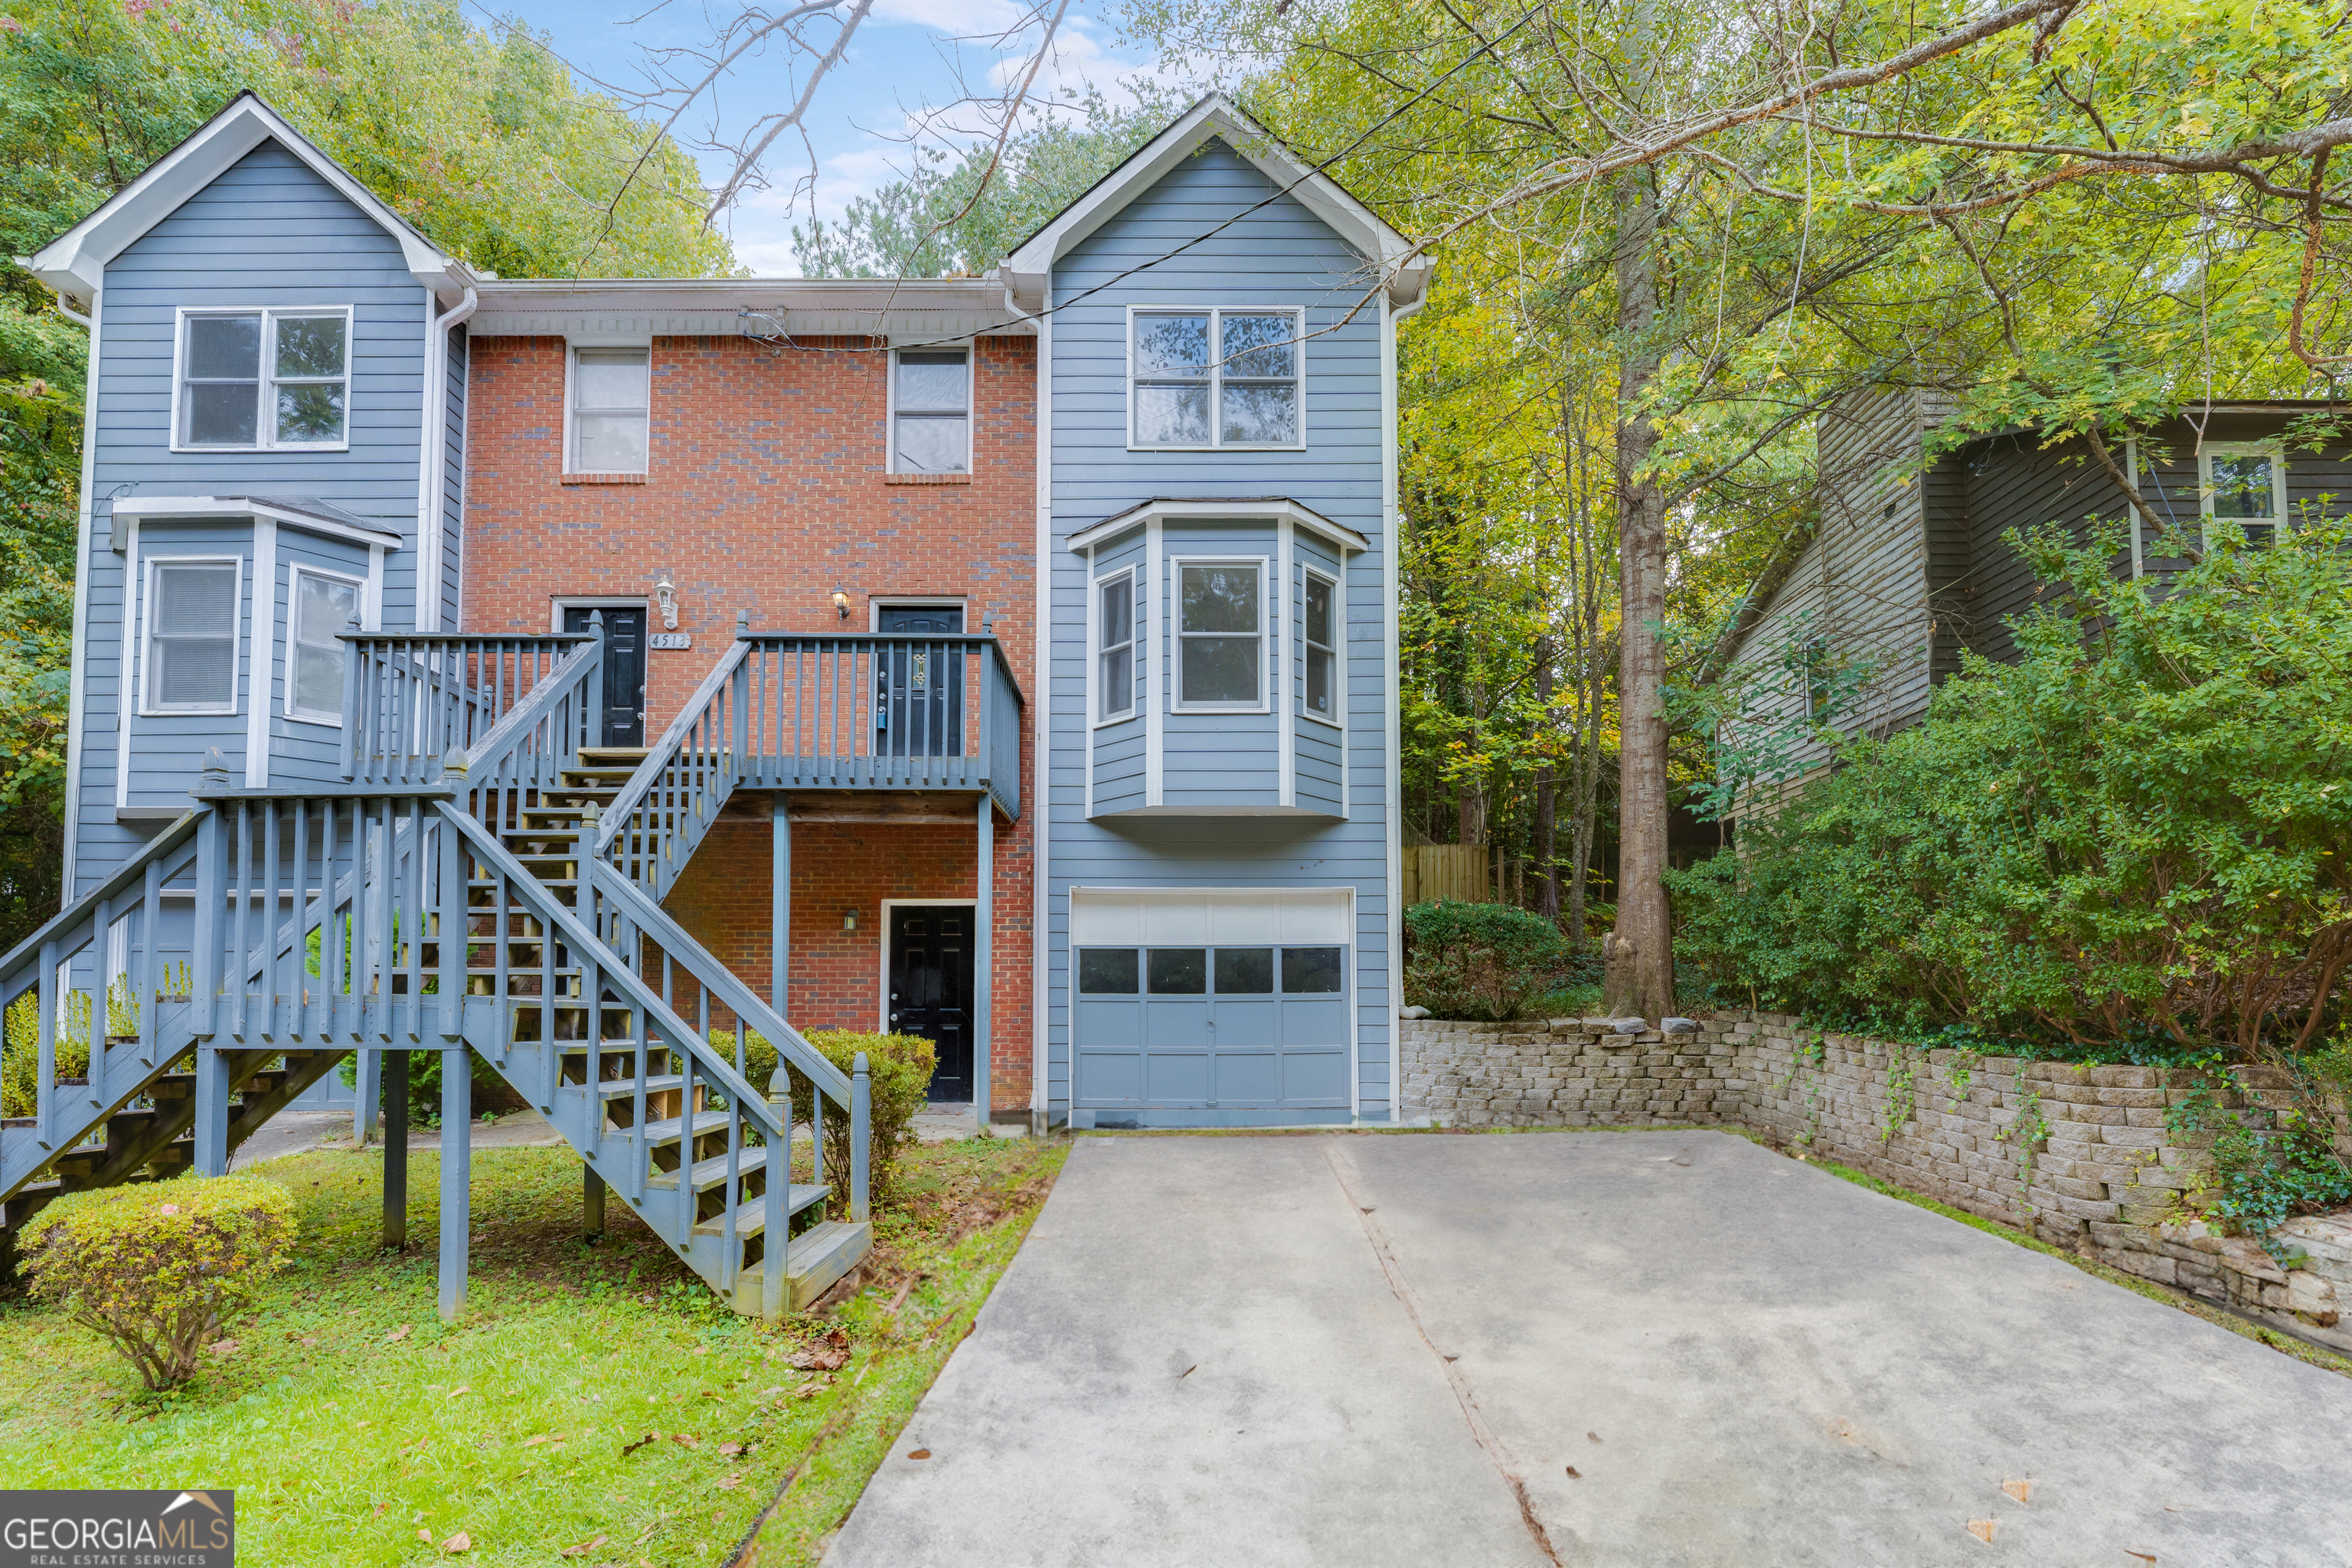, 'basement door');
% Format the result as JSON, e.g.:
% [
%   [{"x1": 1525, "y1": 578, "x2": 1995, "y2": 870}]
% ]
[
  {"x1": 1070, "y1": 889, "x2": 1353, "y2": 1126},
  {"x1": 890, "y1": 904, "x2": 975, "y2": 1103}
]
